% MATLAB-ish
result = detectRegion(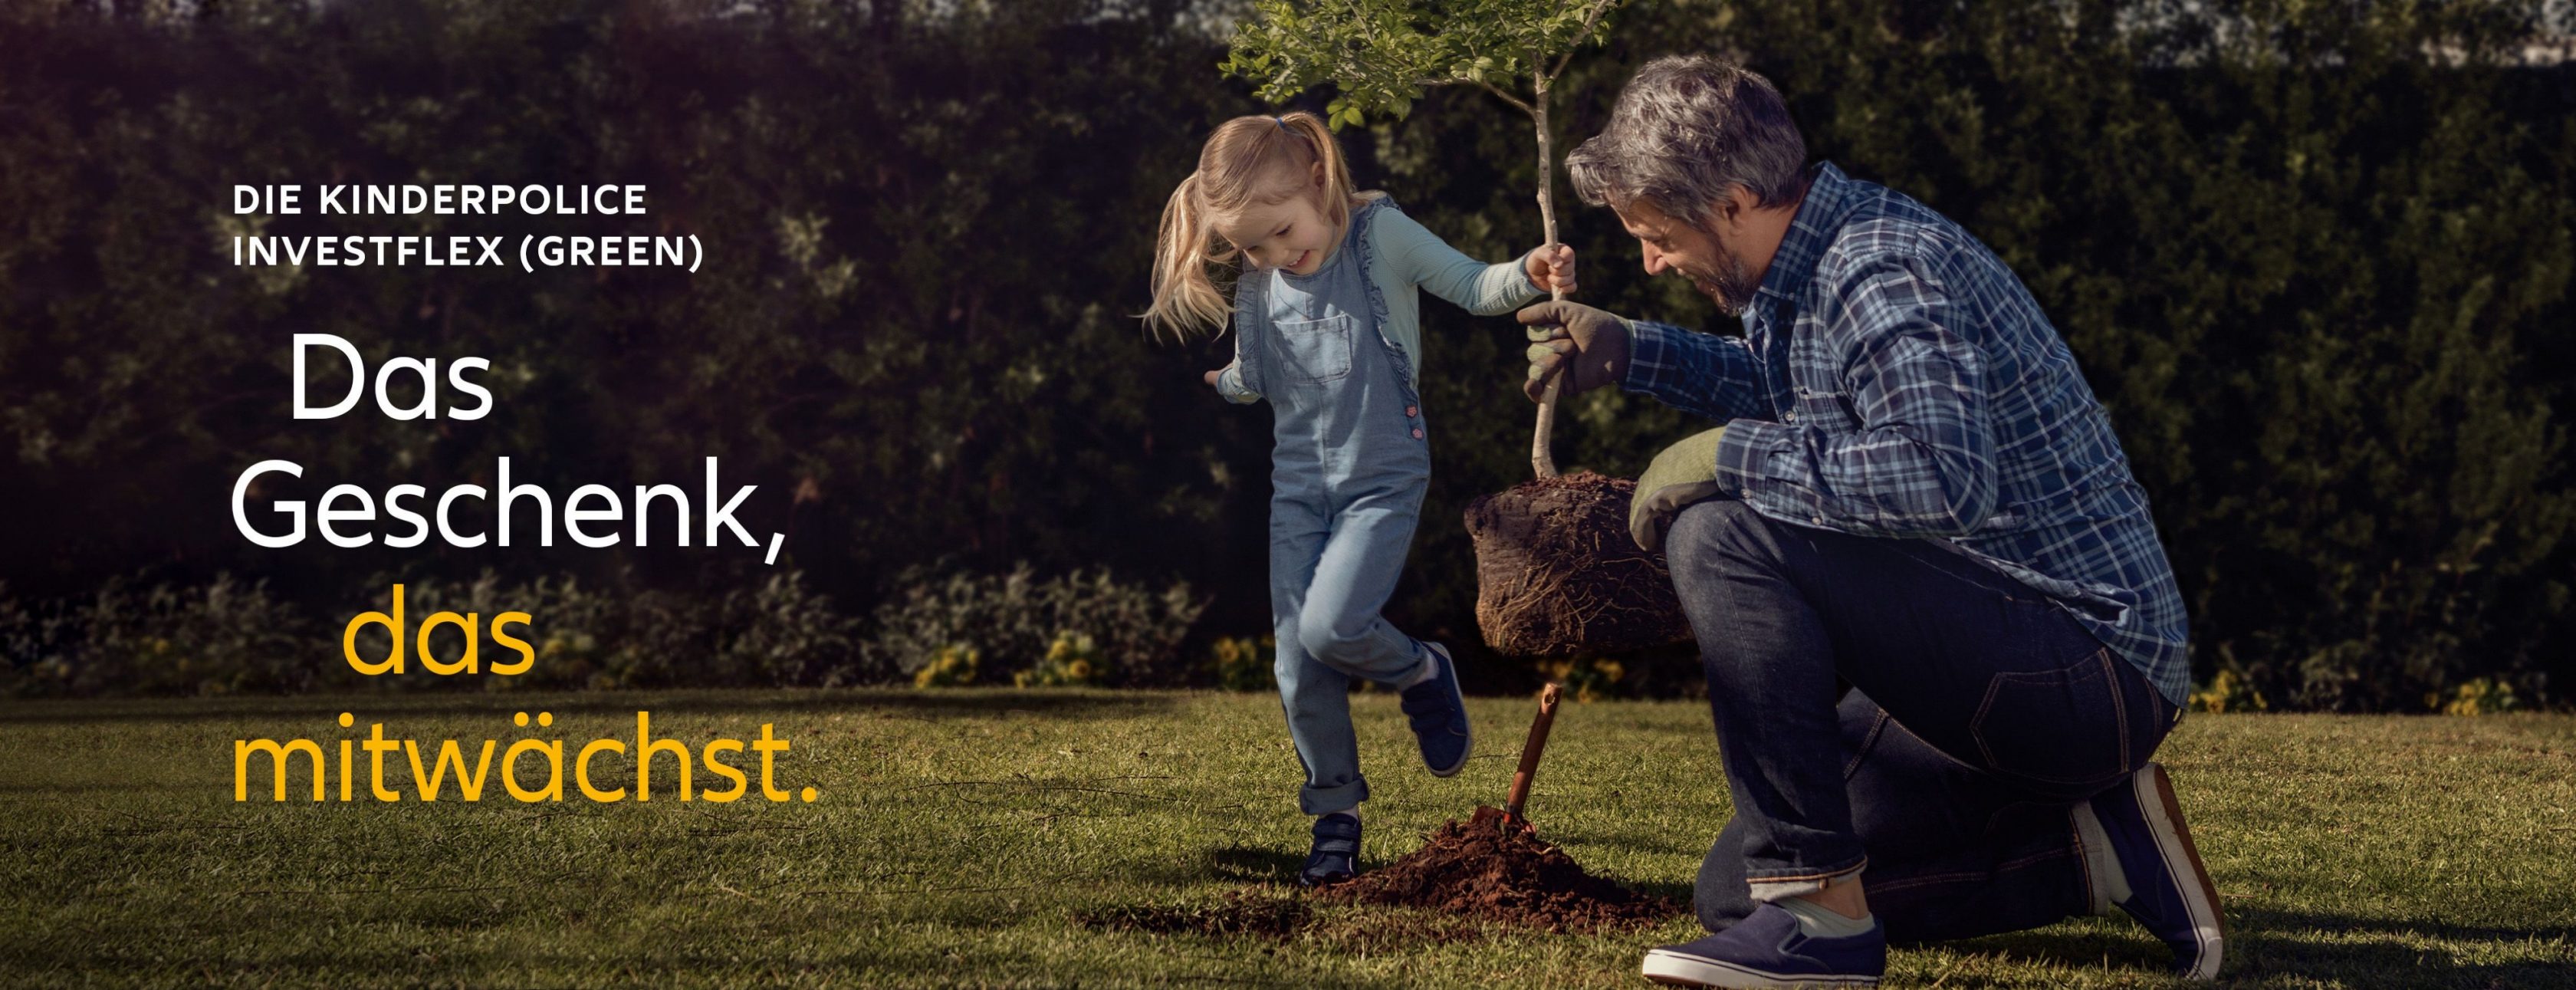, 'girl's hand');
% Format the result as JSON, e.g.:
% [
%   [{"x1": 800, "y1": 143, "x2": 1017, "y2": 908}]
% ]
[
  {"x1": 1204, "y1": 369, "x2": 1224, "y2": 386},
  {"x1": 1527, "y1": 243, "x2": 1578, "y2": 295}
]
